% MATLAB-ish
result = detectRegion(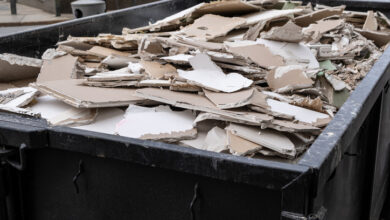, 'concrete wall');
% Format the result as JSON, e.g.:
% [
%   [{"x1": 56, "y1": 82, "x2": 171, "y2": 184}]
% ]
[{"x1": 16, "y1": 0, "x2": 159, "y2": 14}]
